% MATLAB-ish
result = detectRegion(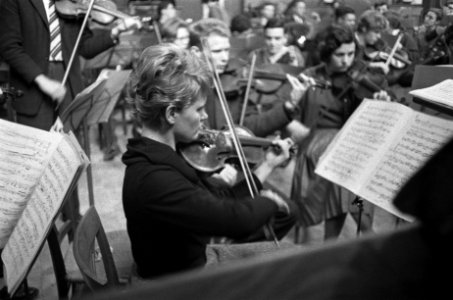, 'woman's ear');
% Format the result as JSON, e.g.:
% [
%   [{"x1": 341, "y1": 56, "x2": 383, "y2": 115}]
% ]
[{"x1": 165, "y1": 105, "x2": 177, "y2": 125}]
